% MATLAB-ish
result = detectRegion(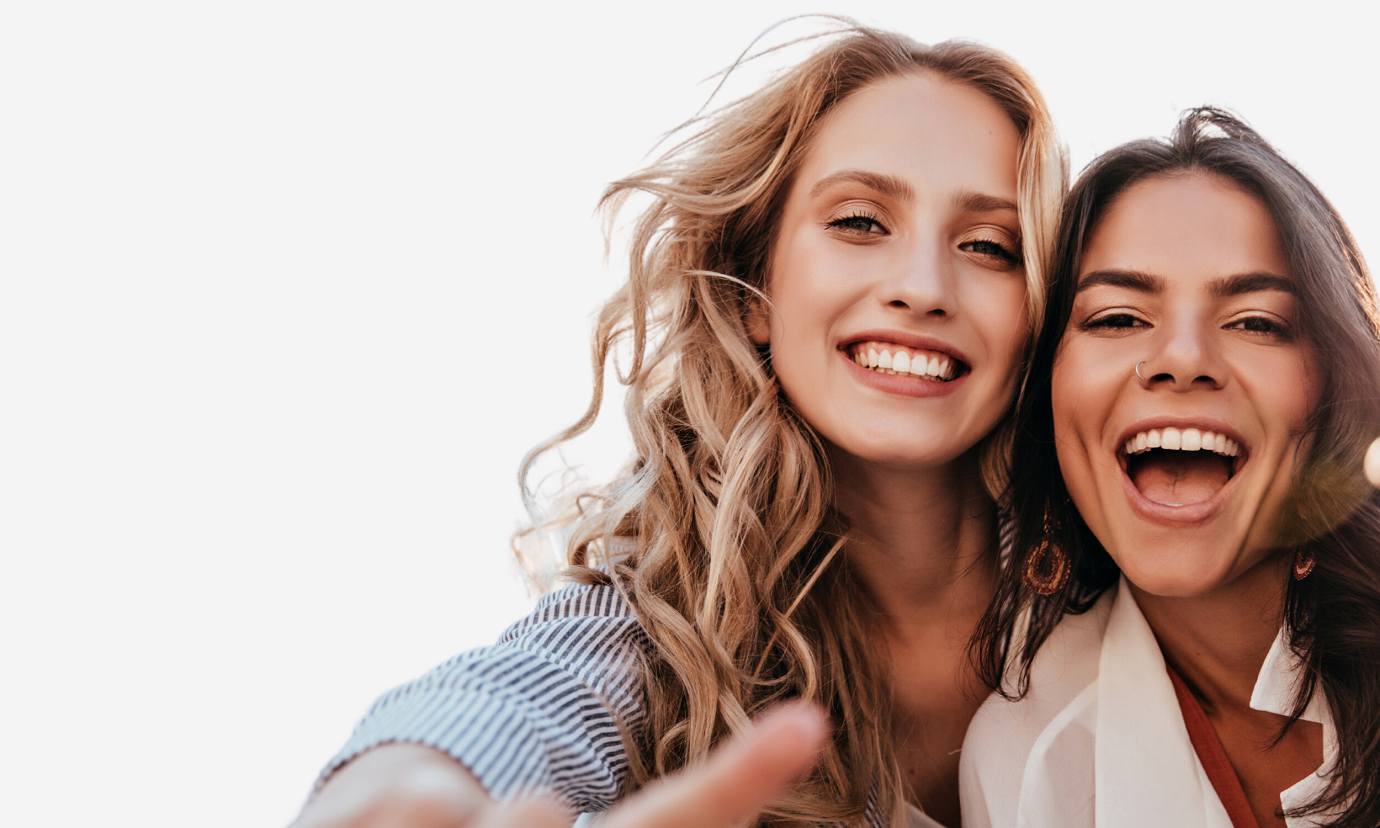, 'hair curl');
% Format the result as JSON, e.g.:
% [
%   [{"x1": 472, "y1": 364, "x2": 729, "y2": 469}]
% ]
[{"x1": 520, "y1": 21, "x2": 1065, "y2": 826}]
